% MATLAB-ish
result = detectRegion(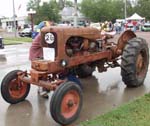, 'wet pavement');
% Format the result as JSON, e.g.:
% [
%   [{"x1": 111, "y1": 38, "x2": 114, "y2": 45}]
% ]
[{"x1": 0, "y1": 32, "x2": 150, "y2": 126}]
